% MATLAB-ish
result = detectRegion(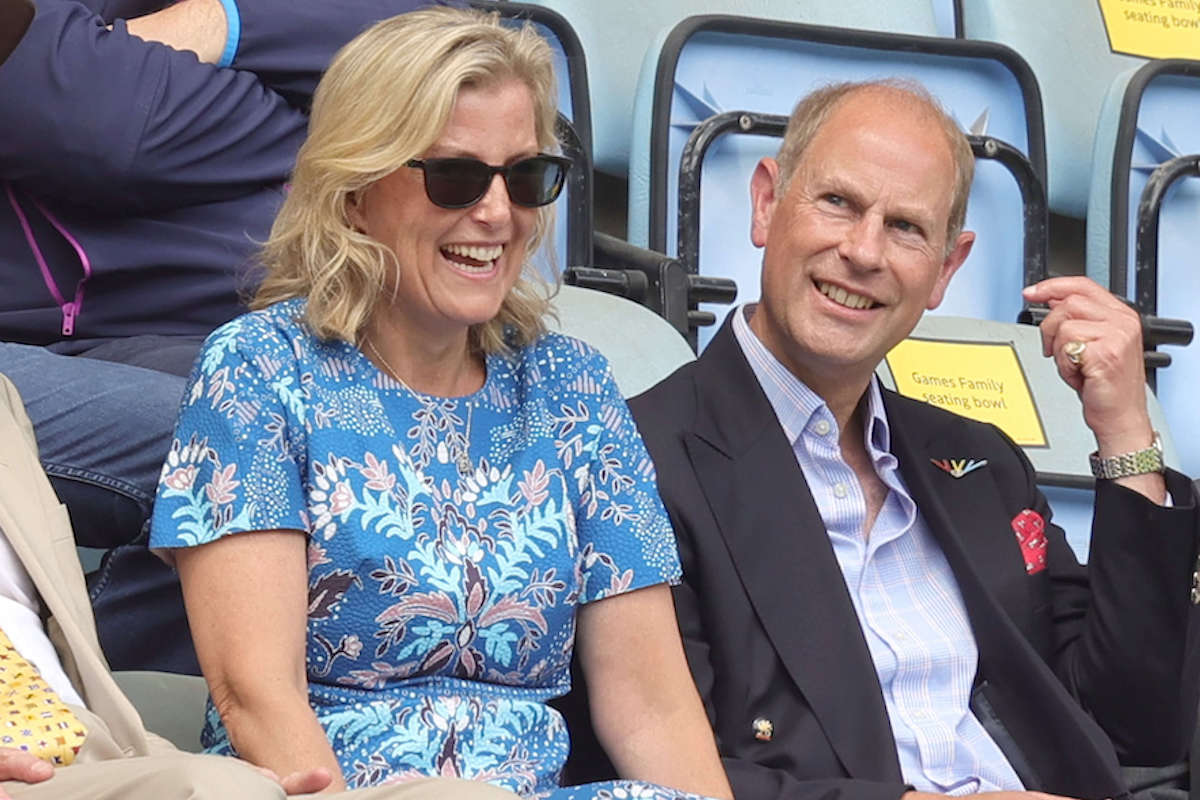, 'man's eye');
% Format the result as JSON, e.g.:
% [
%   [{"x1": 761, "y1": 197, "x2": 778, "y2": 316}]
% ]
[
  {"x1": 890, "y1": 219, "x2": 920, "y2": 235},
  {"x1": 822, "y1": 194, "x2": 846, "y2": 207}
]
